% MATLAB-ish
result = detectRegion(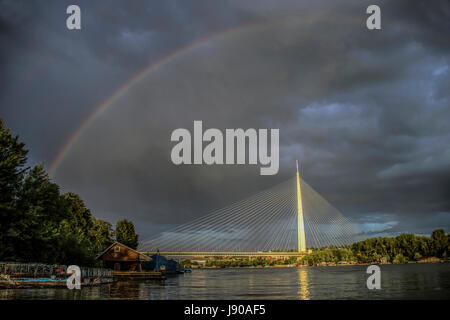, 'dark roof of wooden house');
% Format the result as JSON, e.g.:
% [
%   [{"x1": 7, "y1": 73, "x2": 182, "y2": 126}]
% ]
[{"x1": 96, "y1": 241, "x2": 151, "y2": 262}]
